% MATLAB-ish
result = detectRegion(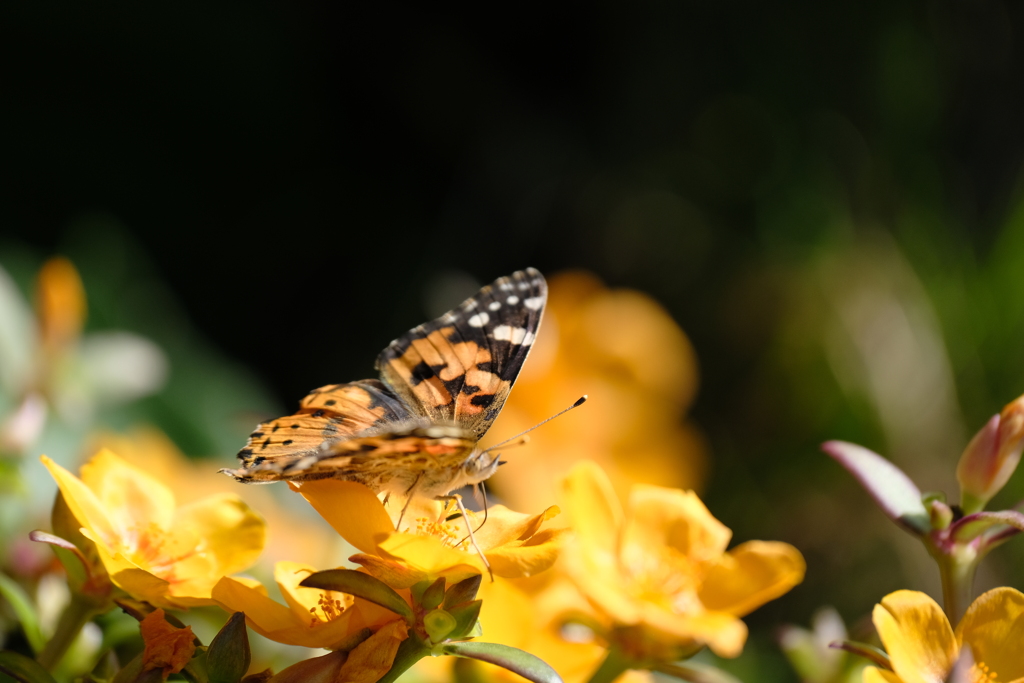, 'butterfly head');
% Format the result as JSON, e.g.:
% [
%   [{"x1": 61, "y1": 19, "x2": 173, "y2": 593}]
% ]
[{"x1": 461, "y1": 447, "x2": 503, "y2": 487}]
